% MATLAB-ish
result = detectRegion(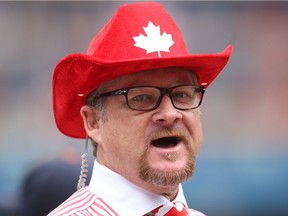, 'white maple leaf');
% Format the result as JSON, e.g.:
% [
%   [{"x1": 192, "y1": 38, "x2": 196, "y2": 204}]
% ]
[{"x1": 133, "y1": 21, "x2": 174, "y2": 57}]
